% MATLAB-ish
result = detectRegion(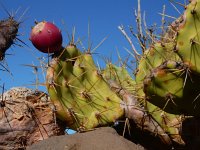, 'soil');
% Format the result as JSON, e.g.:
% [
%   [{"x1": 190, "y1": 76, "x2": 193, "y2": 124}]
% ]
[{"x1": 27, "y1": 127, "x2": 145, "y2": 150}]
